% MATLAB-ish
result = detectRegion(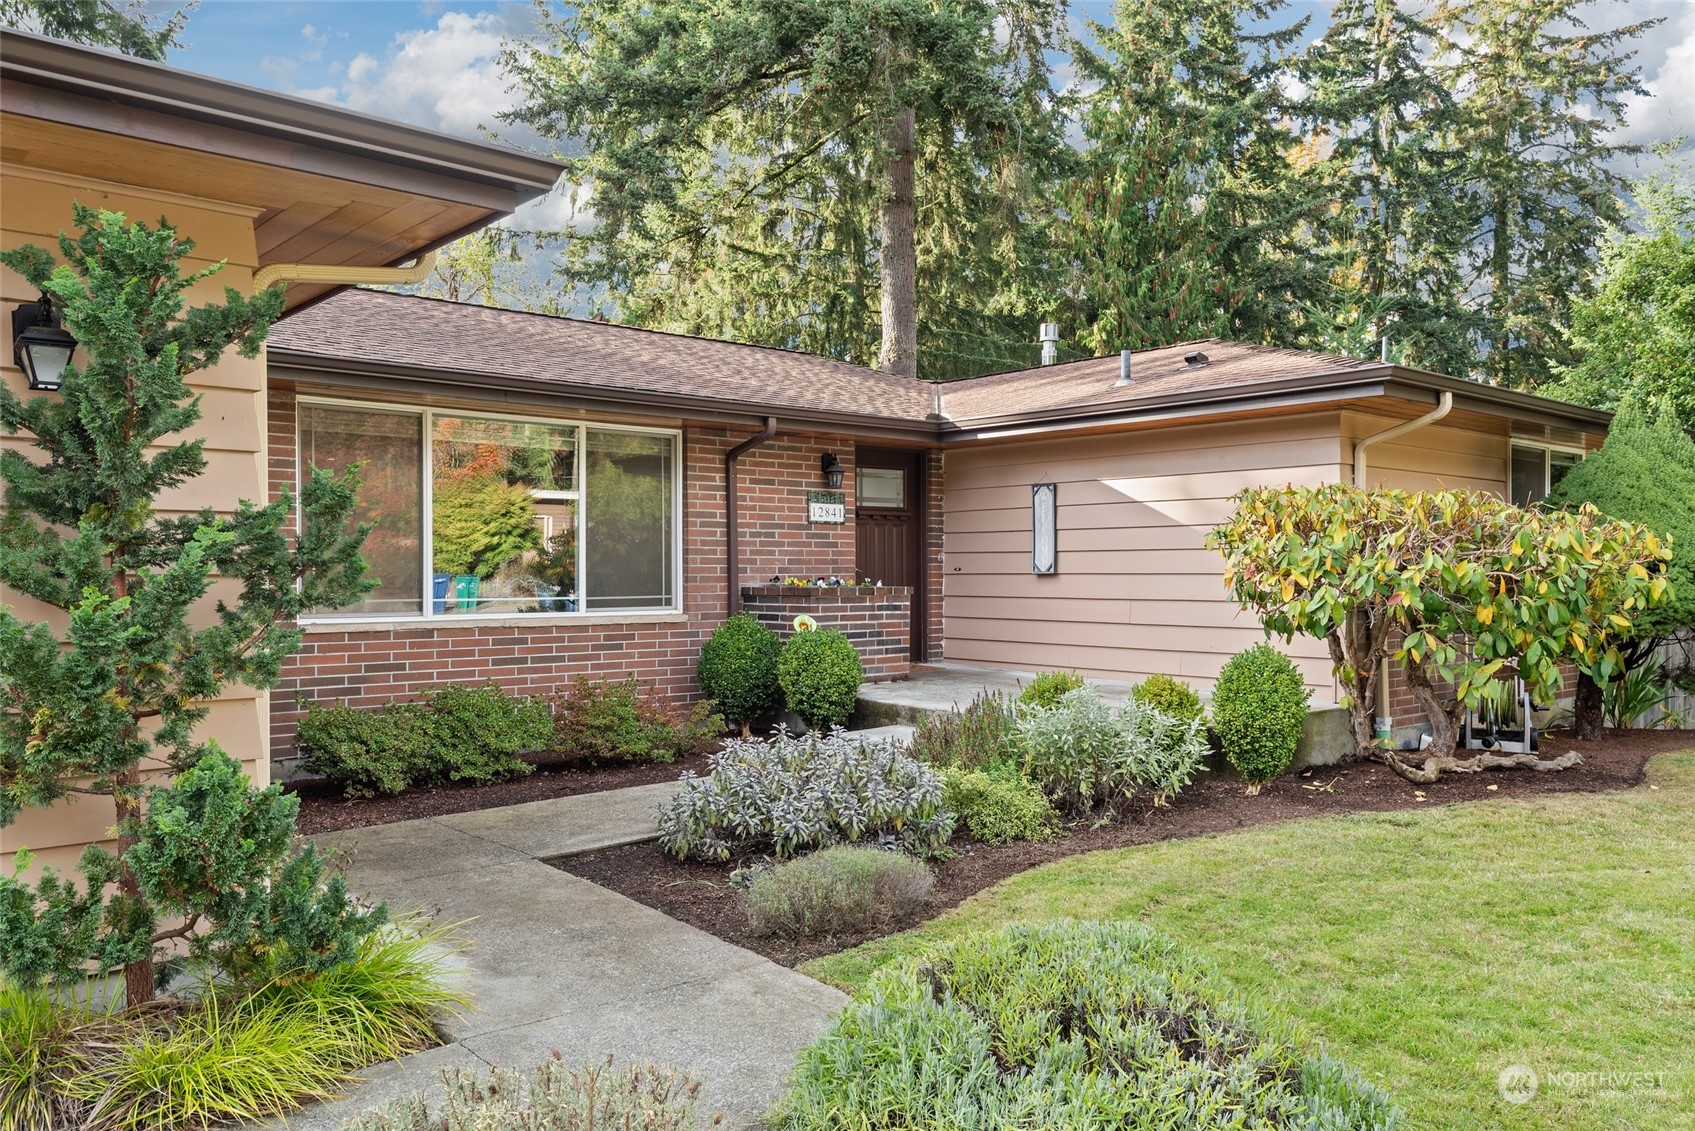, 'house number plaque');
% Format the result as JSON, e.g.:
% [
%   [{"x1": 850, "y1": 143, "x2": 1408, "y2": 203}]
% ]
[{"x1": 807, "y1": 490, "x2": 846, "y2": 524}]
